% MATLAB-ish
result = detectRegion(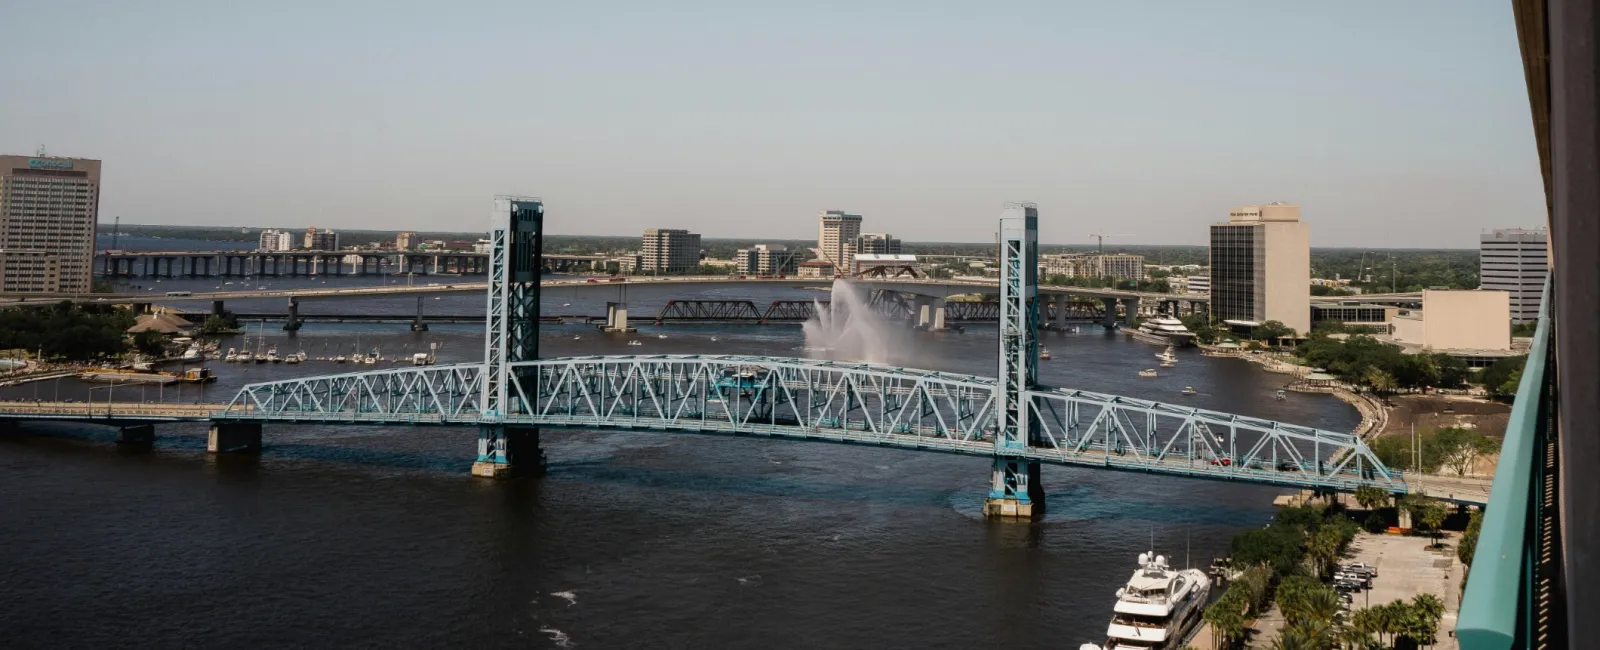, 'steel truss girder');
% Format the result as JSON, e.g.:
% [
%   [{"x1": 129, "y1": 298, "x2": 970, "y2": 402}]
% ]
[{"x1": 216, "y1": 355, "x2": 1406, "y2": 493}]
